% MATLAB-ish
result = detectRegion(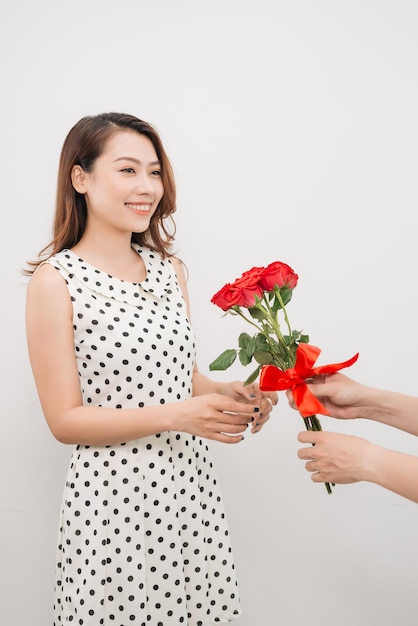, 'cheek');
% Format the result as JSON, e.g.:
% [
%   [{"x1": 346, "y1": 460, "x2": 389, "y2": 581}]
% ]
[{"x1": 155, "y1": 179, "x2": 164, "y2": 199}]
